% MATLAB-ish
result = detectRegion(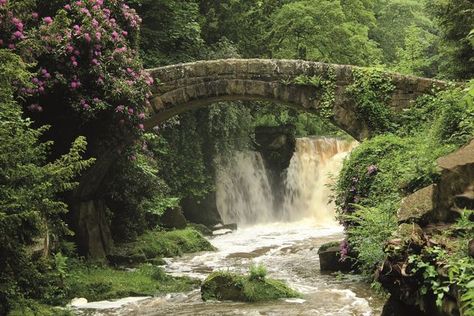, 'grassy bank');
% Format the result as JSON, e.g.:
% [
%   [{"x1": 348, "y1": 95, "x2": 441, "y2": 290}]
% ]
[{"x1": 7, "y1": 227, "x2": 213, "y2": 315}]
